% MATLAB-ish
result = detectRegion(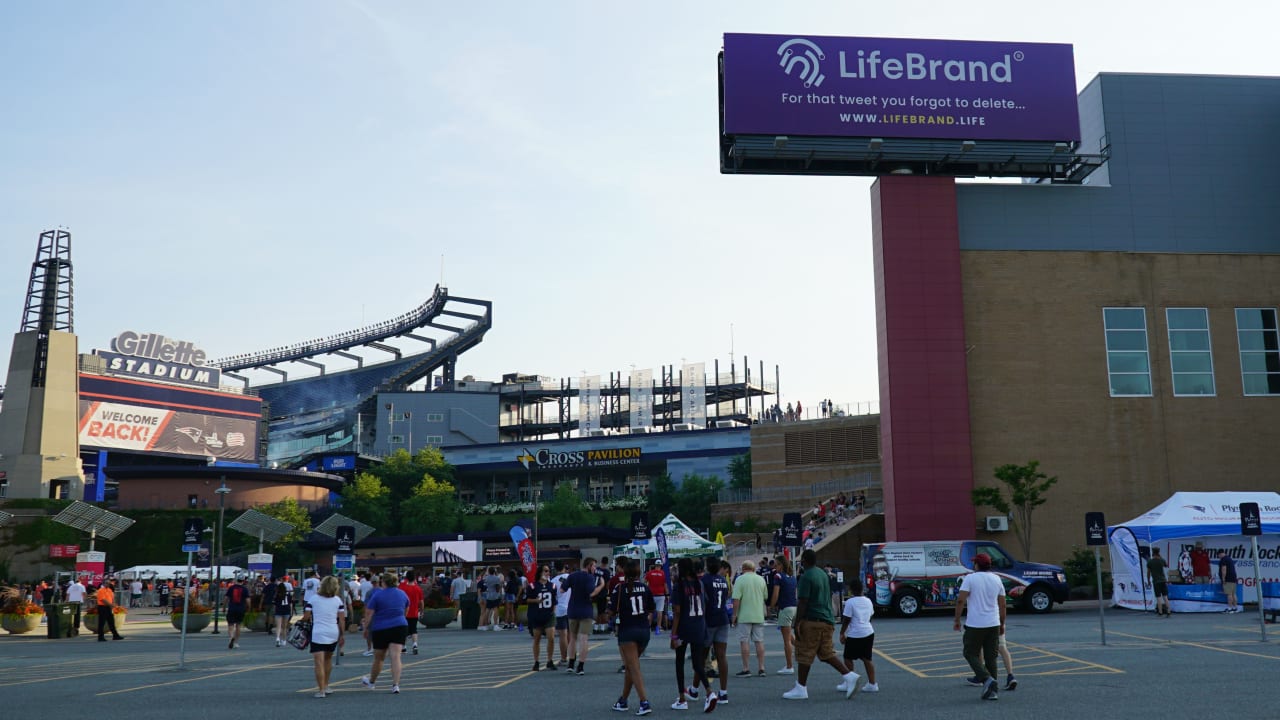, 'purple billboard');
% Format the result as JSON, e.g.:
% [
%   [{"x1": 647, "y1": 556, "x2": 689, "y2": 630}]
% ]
[{"x1": 722, "y1": 34, "x2": 1080, "y2": 143}]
